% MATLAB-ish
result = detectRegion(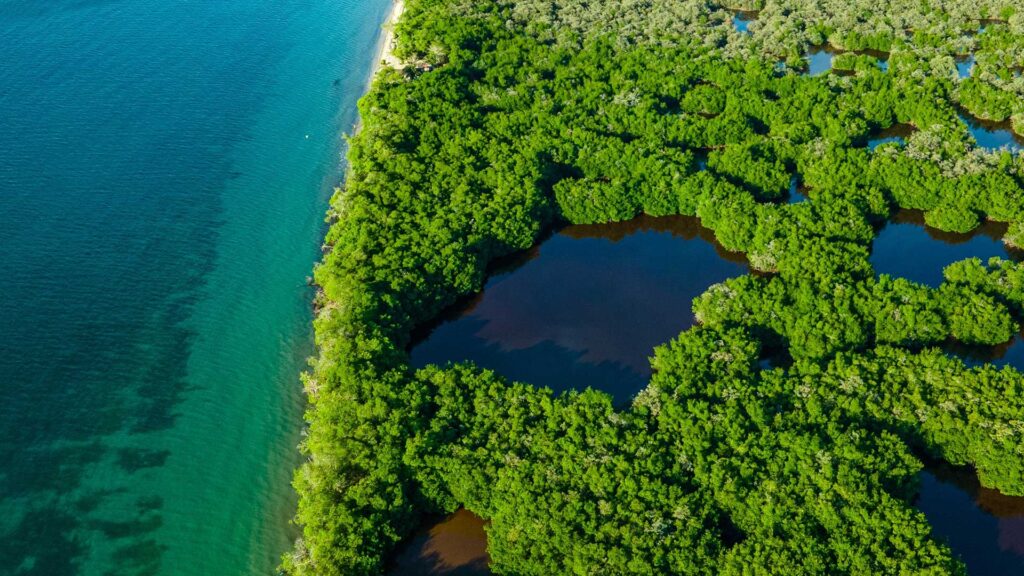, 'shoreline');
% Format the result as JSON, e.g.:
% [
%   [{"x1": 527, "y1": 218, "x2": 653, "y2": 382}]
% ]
[
  {"x1": 375, "y1": 0, "x2": 405, "y2": 76},
  {"x1": 353, "y1": 0, "x2": 405, "y2": 135}
]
